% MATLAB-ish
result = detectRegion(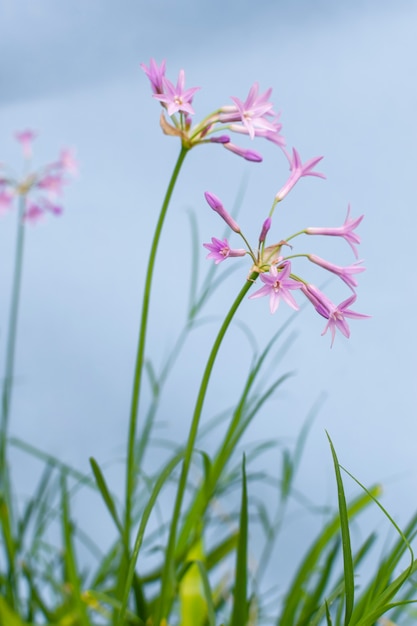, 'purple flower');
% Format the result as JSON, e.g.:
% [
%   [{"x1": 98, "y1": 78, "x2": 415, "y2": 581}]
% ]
[
  {"x1": 15, "y1": 129, "x2": 37, "y2": 159},
  {"x1": 305, "y1": 205, "x2": 364, "y2": 258},
  {"x1": 301, "y1": 284, "x2": 370, "y2": 347},
  {"x1": 153, "y1": 69, "x2": 200, "y2": 116},
  {"x1": 1, "y1": 131, "x2": 76, "y2": 223},
  {"x1": 249, "y1": 261, "x2": 302, "y2": 313},
  {"x1": 223, "y1": 142, "x2": 263, "y2": 162},
  {"x1": 37, "y1": 174, "x2": 66, "y2": 197},
  {"x1": 308, "y1": 254, "x2": 366, "y2": 290},
  {"x1": 59, "y1": 148, "x2": 78, "y2": 176},
  {"x1": 23, "y1": 202, "x2": 44, "y2": 224},
  {"x1": 203, "y1": 237, "x2": 246, "y2": 264},
  {"x1": 140, "y1": 58, "x2": 166, "y2": 94},
  {"x1": 219, "y1": 83, "x2": 276, "y2": 139},
  {"x1": 275, "y1": 148, "x2": 325, "y2": 202},
  {"x1": 229, "y1": 115, "x2": 285, "y2": 147},
  {"x1": 259, "y1": 217, "x2": 272, "y2": 243},
  {"x1": 204, "y1": 191, "x2": 240, "y2": 232},
  {"x1": 0, "y1": 190, "x2": 13, "y2": 215}
]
